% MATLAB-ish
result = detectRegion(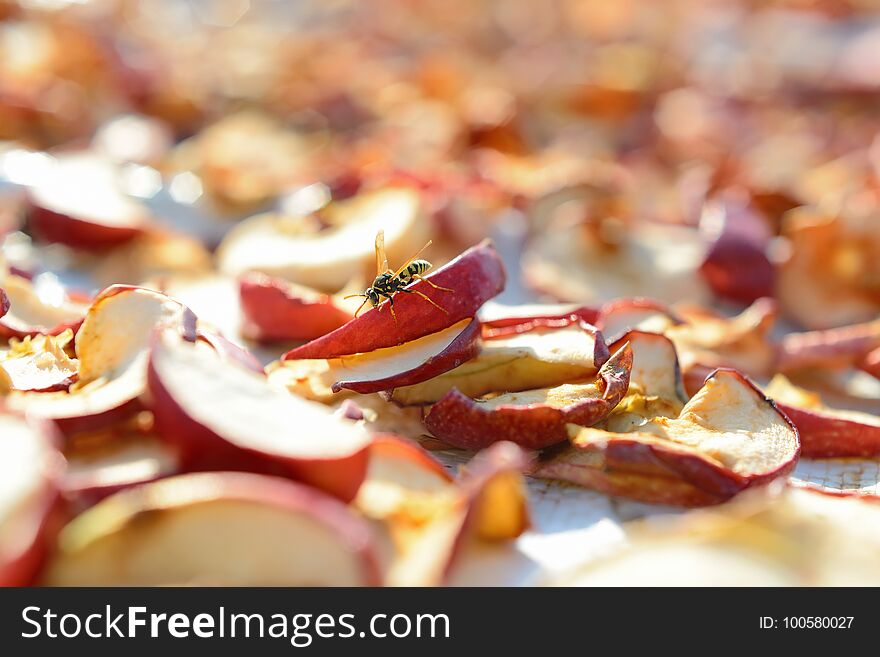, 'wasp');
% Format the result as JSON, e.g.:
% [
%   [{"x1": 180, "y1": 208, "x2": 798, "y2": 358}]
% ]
[{"x1": 345, "y1": 230, "x2": 453, "y2": 322}]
